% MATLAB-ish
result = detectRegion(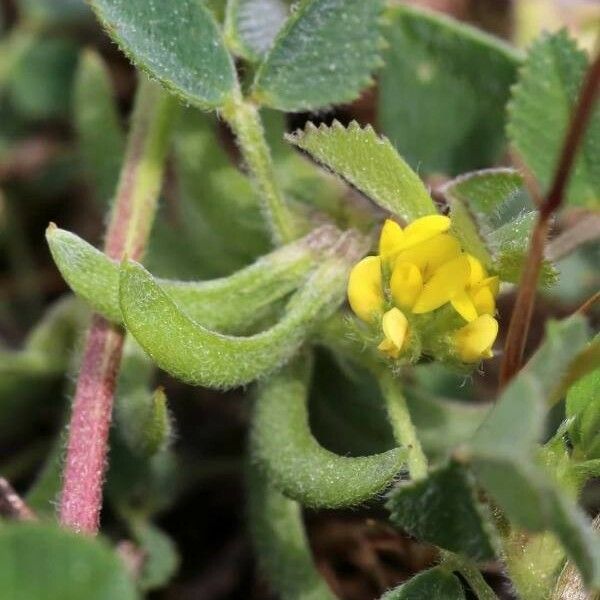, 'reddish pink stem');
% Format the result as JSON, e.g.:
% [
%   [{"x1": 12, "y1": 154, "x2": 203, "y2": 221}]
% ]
[
  {"x1": 59, "y1": 317, "x2": 124, "y2": 533},
  {"x1": 59, "y1": 81, "x2": 173, "y2": 533}
]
